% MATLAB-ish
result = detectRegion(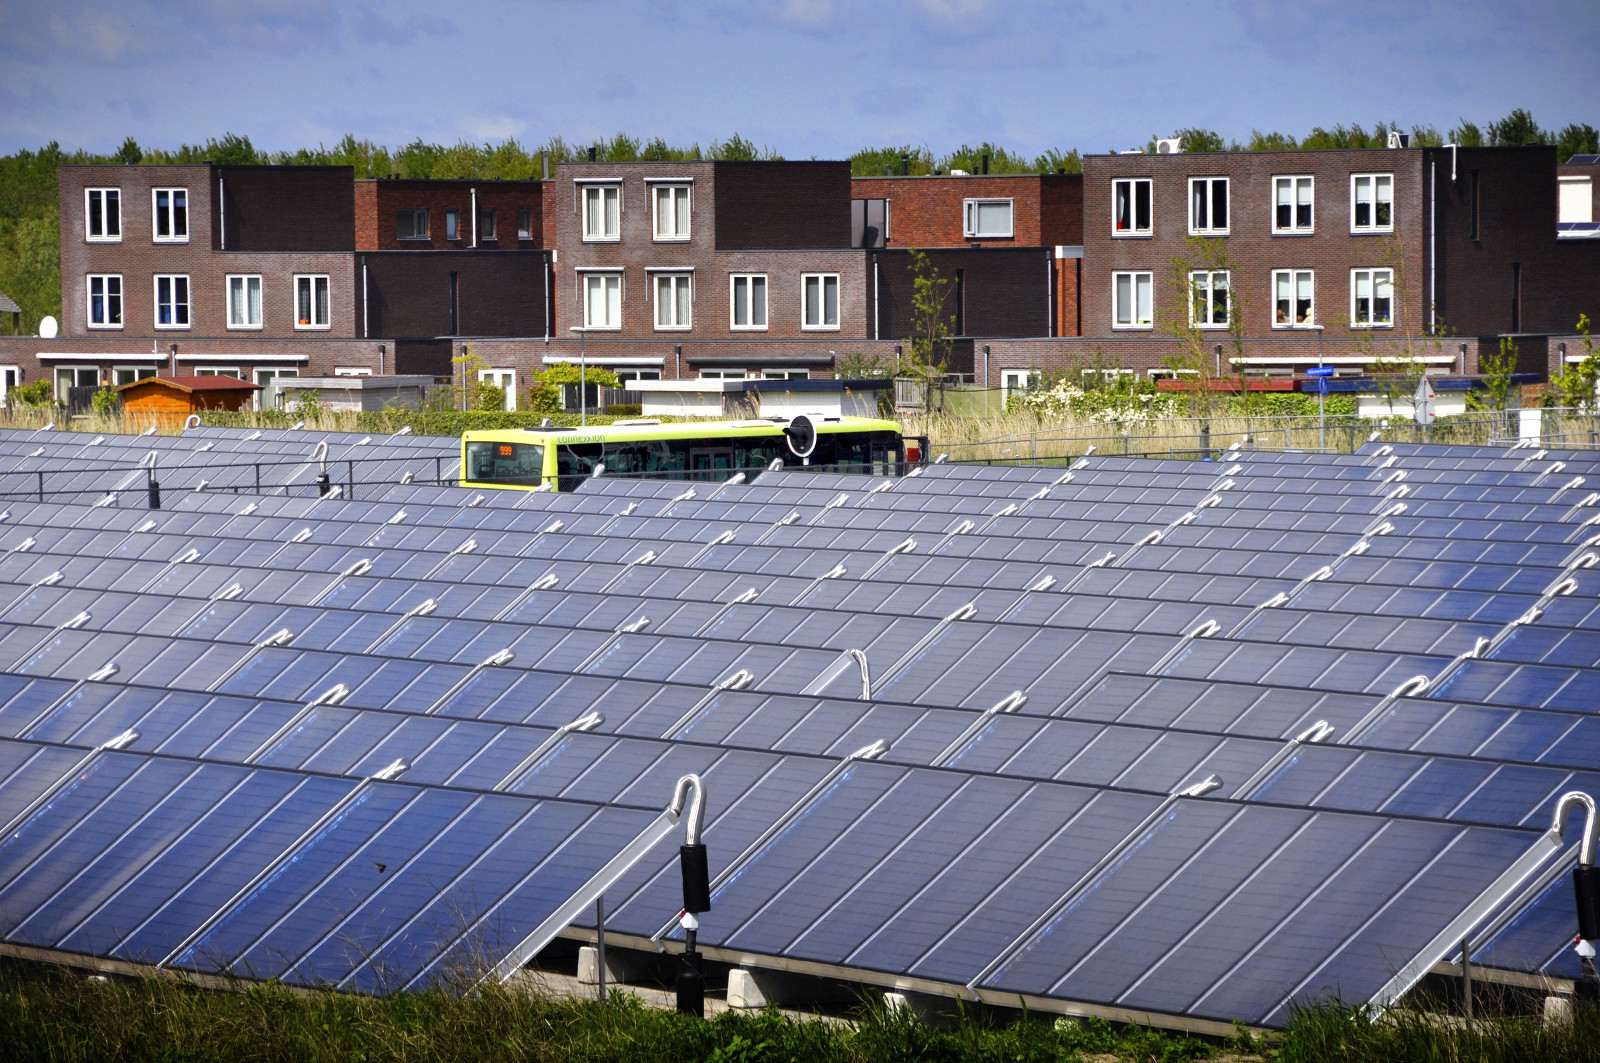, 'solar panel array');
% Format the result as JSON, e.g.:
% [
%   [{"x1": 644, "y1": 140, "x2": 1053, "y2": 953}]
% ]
[{"x1": 0, "y1": 426, "x2": 1597, "y2": 1030}]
